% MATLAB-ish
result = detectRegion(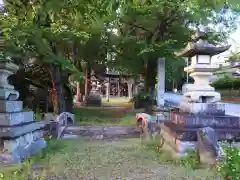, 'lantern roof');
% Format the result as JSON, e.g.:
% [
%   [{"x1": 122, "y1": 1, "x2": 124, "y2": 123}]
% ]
[{"x1": 176, "y1": 31, "x2": 231, "y2": 57}]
